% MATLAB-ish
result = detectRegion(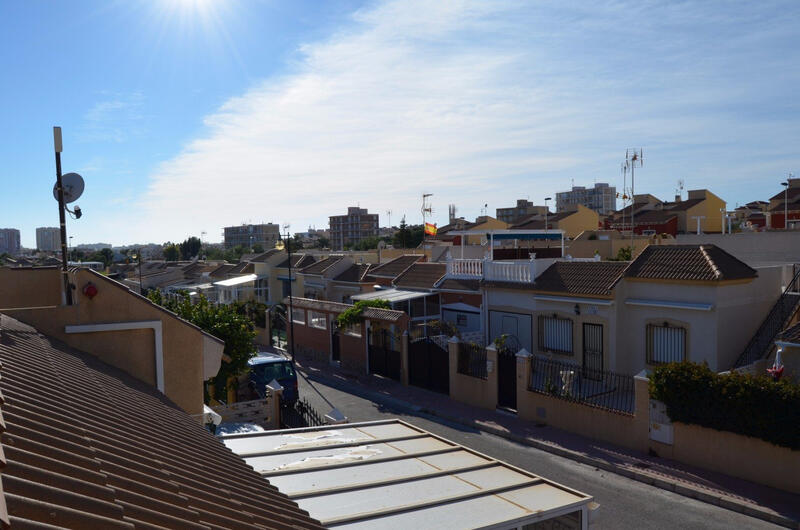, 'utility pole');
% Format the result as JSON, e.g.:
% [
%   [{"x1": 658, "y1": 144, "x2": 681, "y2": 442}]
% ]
[
  {"x1": 284, "y1": 225, "x2": 295, "y2": 364},
  {"x1": 53, "y1": 127, "x2": 73, "y2": 305}
]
